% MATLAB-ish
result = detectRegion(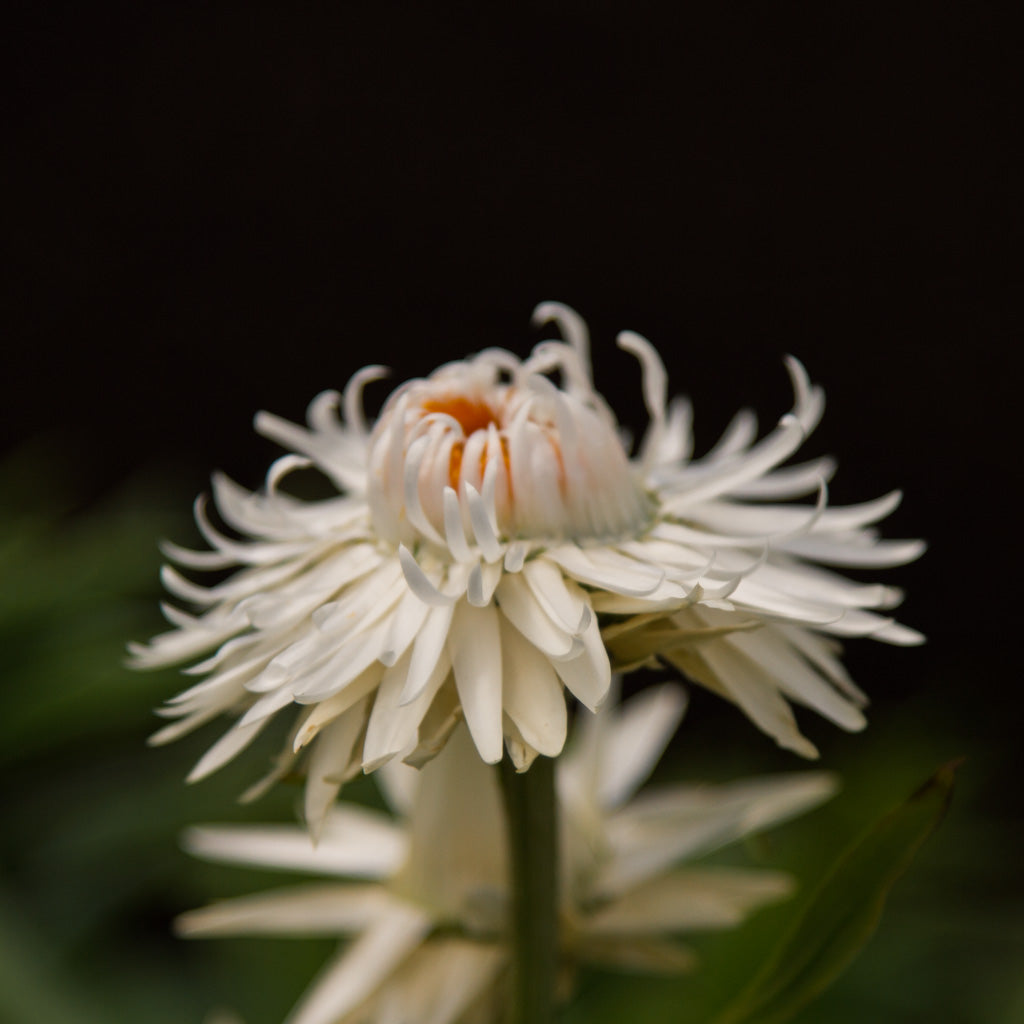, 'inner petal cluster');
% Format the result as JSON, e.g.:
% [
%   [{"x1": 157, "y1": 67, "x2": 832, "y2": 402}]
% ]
[{"x1": 366, "y1": 347, "x2": 652, "y2": 558}]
